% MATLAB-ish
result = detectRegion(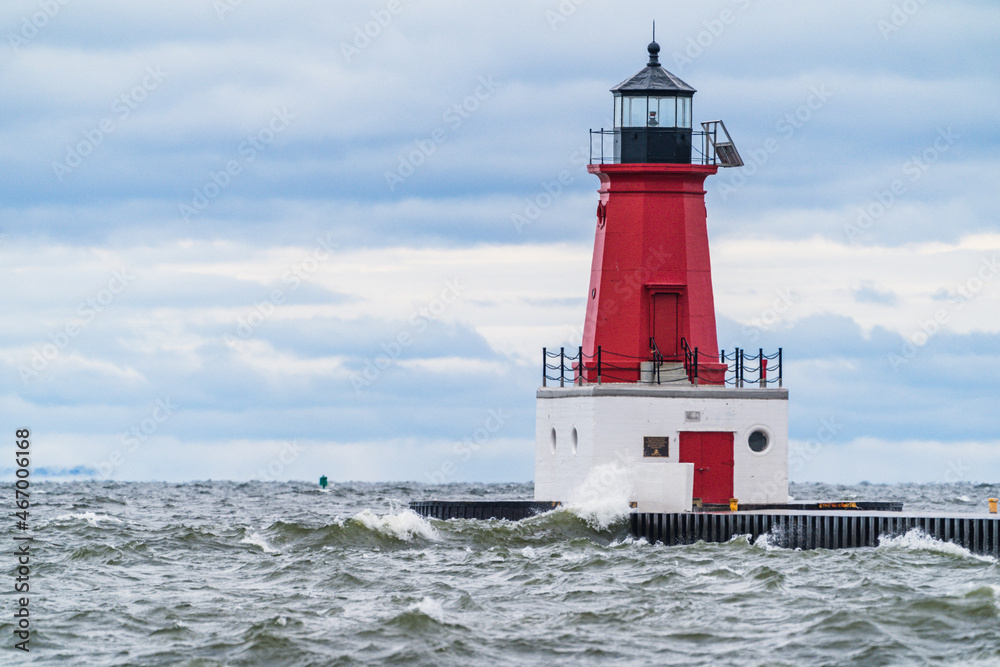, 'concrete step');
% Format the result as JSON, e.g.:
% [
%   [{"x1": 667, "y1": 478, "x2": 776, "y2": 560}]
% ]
[{"x1": 640, "y1": 361, "x2": 692, "y2": 385}]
